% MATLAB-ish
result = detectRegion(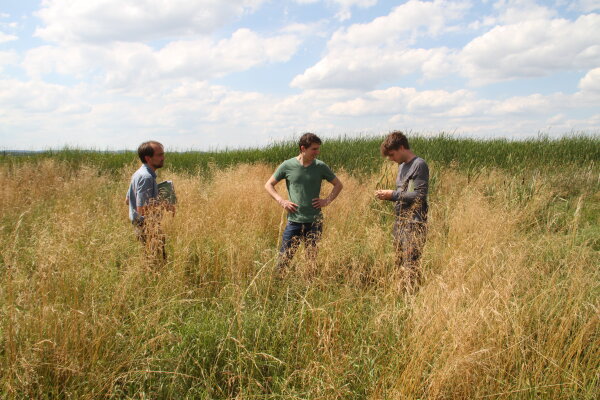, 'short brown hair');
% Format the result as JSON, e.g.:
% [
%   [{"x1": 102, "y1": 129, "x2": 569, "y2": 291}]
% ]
[
  {"x1": 138, "y1": 141, "x2": 163, "y2": 163},
  {"x1": 380, "y1": 131, "x2": 410, "y2": 156},
  {"x1": 299, "y1": 132, "x2": 322, "y2": 150}
]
